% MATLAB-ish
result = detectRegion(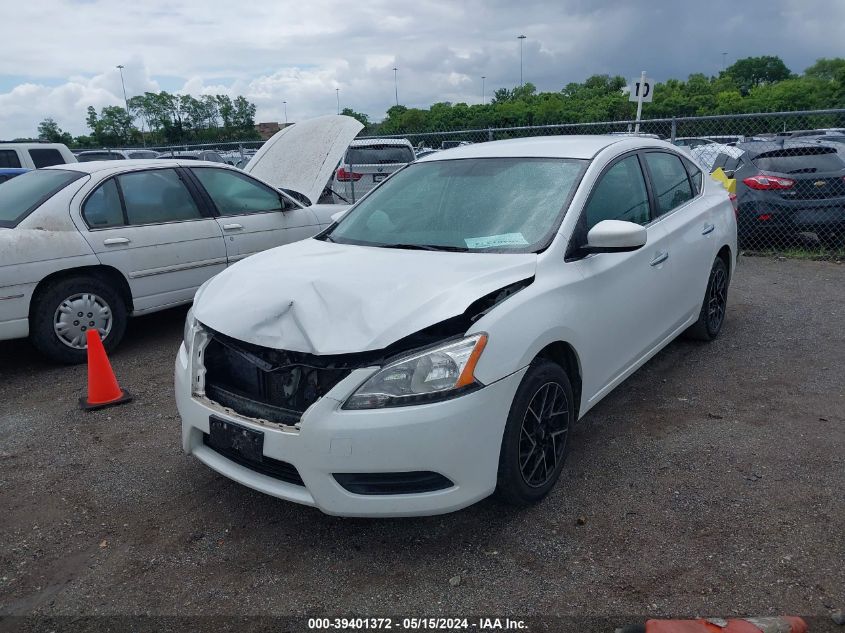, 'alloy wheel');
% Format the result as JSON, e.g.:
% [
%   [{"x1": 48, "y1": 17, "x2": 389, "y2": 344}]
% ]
[
  {"x1": 707, "y1": 267, "x2": 727, "y2": 333},
  {"x1": 519, "y1": 381, "x2": 570, "y2": 488}
]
